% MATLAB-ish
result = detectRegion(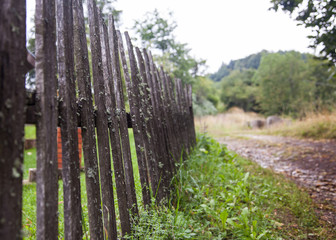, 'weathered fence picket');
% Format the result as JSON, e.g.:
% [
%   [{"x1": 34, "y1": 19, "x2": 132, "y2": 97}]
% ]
[
  {"x1": 108, "y1": 18, "x2": 139, "y2": 223},
  {"x1": 123, "y1": 32, "x2": 152, "y2": 206},
  {"x1": 56, "y1": 1, "x2": 83, "y2": 238},
  {"x1": 73, "y1": 0, "x2": 104, "y2": 238},
  {"x1": 99, "y1": 13, "x2": 132, "y2": 236},
  {"x1": 34, "y1": 0, "x2": 59, "y2": 239},
  {"x1": 0, "y1": 2, "x2": 197, "y2": 239},
  {"x1": 87, "y1": 0, "x2": 118, "y2": 239},
  {"x1": 0, "y1": 1, "x2": 27, "y2": 239}
]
